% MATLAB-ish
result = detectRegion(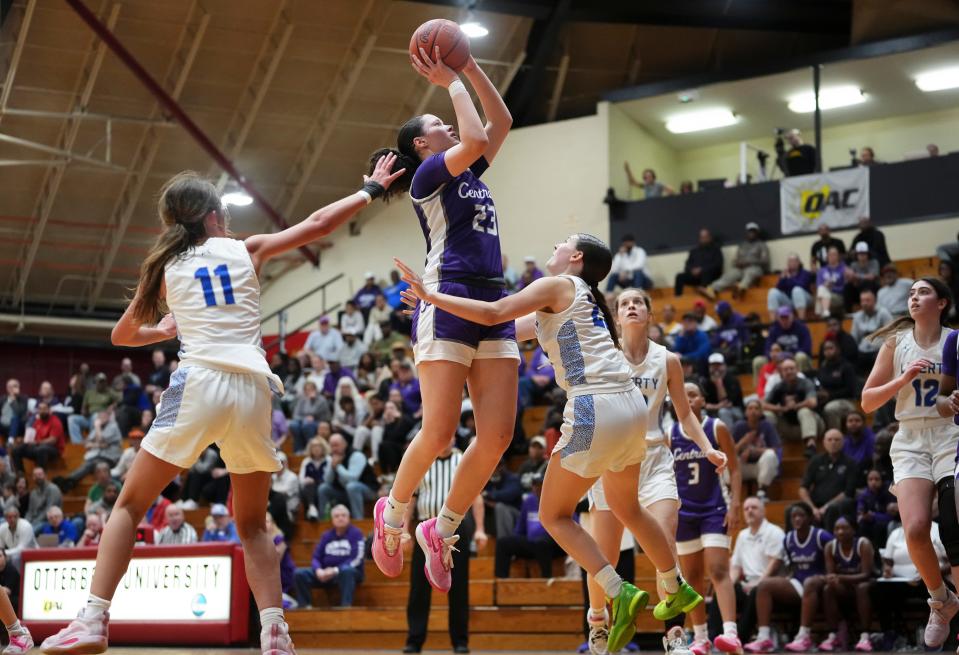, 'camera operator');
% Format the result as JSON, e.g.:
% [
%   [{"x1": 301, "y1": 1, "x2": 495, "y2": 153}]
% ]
[{"x1": 775, "y1": 128, "x2": 817, "y2": 177}]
